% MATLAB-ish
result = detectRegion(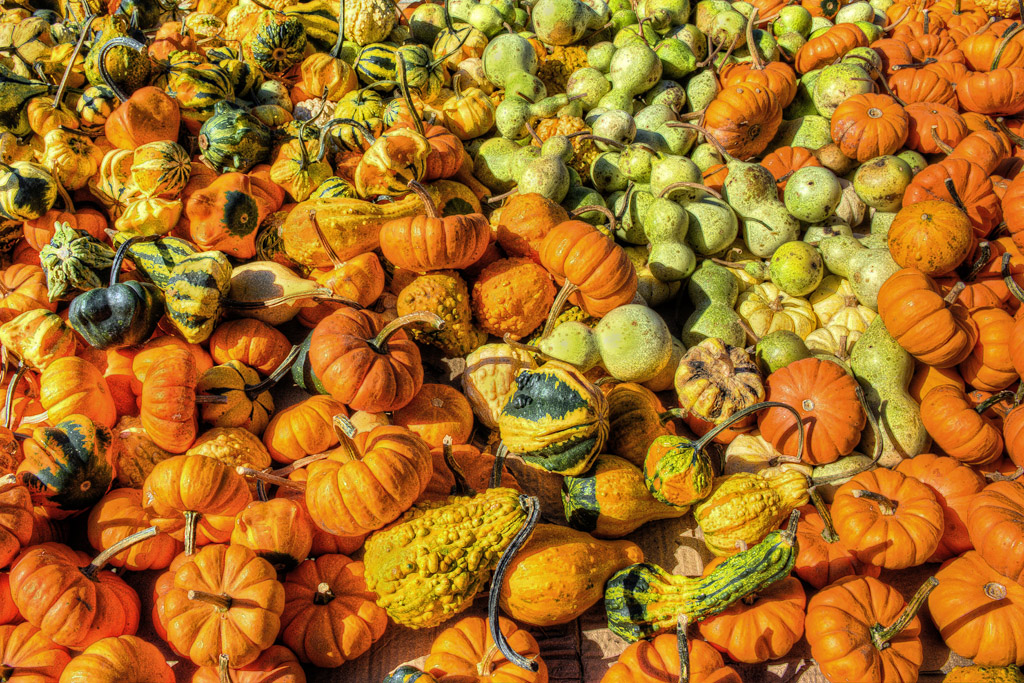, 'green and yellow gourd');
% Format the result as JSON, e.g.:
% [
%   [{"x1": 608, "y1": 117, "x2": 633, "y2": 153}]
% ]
[
  {"x1": 355, "y1": 43, "x2": 400, "y2": 85},
  {"x1": 39, "y1": 223, "x2": 116, "y2": 301},
  {"x1": 384, "y1": 666, "x2": 439, "y2": 683},
  {"x1": 0, "y1": 160, "x2": 57, "y2": 222},
  {"x1": 644, "y1": 402, "x2": 805, "y2": 509},
  {"x1": 110, "y1": 233, "x2": 198, "y2": 290},
  {"x1": 164, "y1": 250, "x2": 233, "y2": 344},
  {"x1": 196, "y1": 360, "x2": 276, "y2": 435},
  {"x1": 396, "y1": 44, "x2": 447, "y2": 102},
  {"x1": 396, "y1": 271, "x2": 487, "y2": 358},
  {"x1": 86, "y1": 25, "x2": 151, "y2": 95},
  {"x1": 198, "y1": 101, "x2": 273, "y2": 174},
  {"x1": 284, "y1": 0, "x2": 342, "y2": 52},
  {"x1": 165, "y1": 62, "x2": 236, "y2": 131},
  {"x1": 498, "y1": 361, "x2": 608, "y2": 476},
  {"x1": 249, "y1": 11, "x2": 307, "y2": 74},
  {"x1": 330, "y1": 88, "x2": 385, "y2": 151},
  {"x1": 563, "y1": 455, "x2": 688, "y2": 538},
  {"x1": 0, "y1": 82, "x2": 50, "y2": 137},
  {"x1": 604, "y1": 510, "x2": 802, "y2": 642},
  {"x1": 311, "y1": 176, "x2": 358, "y2": 199},
  {"x1": 363, "y1": 488, "x2": 538, "y2": 629},
  {"x1": 76, "y1": 85, "x2": 120, "y2": 135}
]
